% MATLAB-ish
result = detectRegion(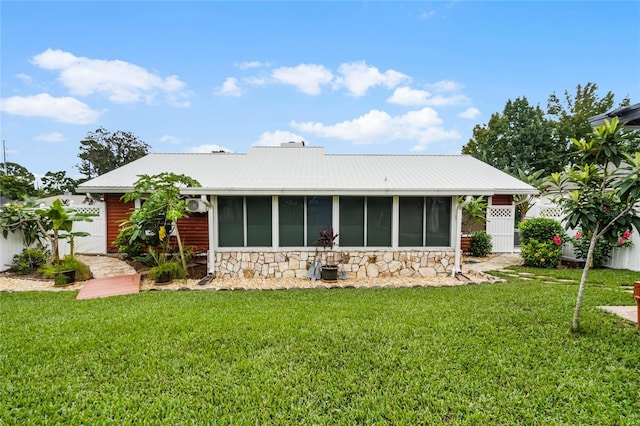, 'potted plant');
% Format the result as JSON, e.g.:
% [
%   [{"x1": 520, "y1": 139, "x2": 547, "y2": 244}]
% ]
[
  {"x1": 460, "y1": 196, "x2": 488, "y2": 252},
  {"x1": 39, "y1": 255, "x2": 92, "y2": 286},
  {"x1": 318, "y1": 226, "x2": 339, "y2": 282},
  {"x1": 147, "y1": 248, "x2": 186, "y2": 284}
]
